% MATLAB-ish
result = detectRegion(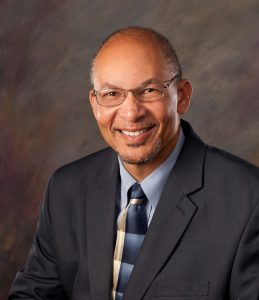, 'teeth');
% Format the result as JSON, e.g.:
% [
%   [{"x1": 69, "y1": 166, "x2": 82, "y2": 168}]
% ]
[{"x1": 121, "y1": 129, "x2": 148, "y2": 136}]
